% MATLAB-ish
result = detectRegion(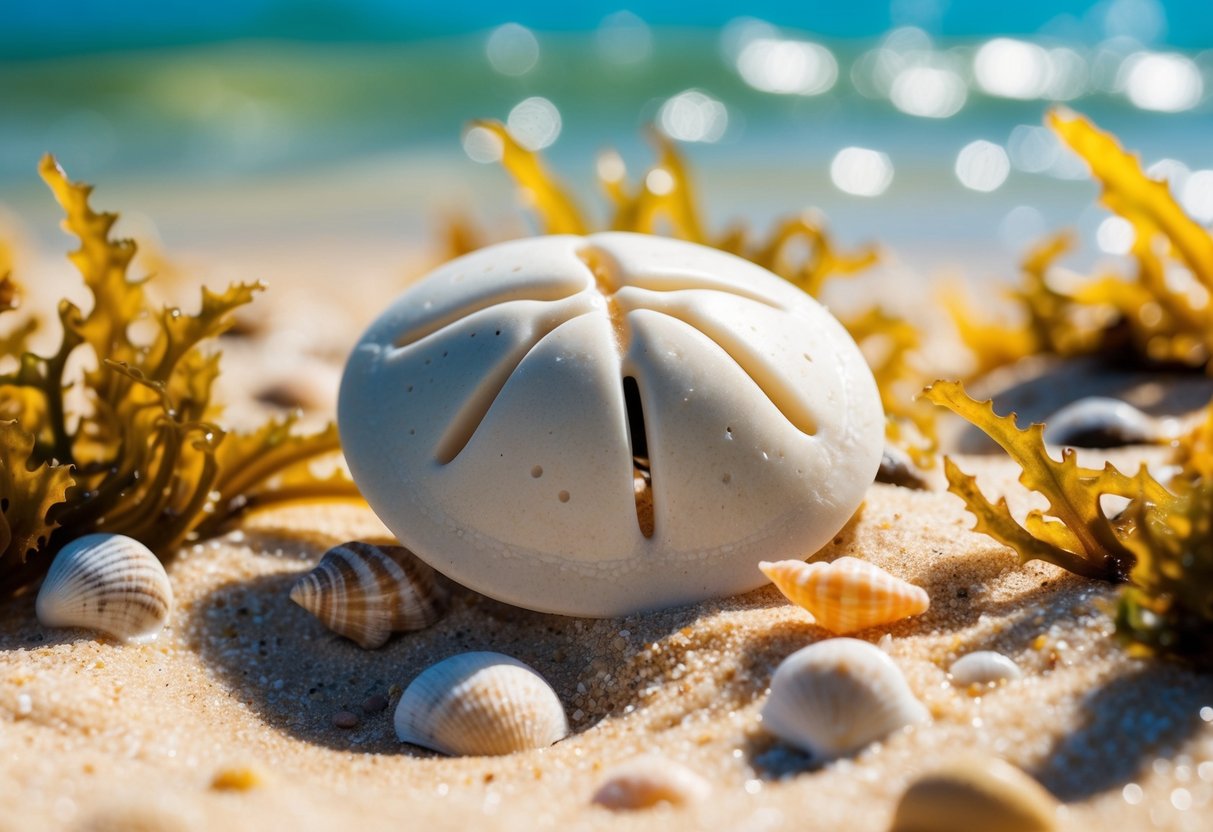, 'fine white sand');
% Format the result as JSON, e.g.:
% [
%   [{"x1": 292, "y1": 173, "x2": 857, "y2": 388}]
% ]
[{"x1": 1, "y1": 239, "x2": 1212, "y2": 832}]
